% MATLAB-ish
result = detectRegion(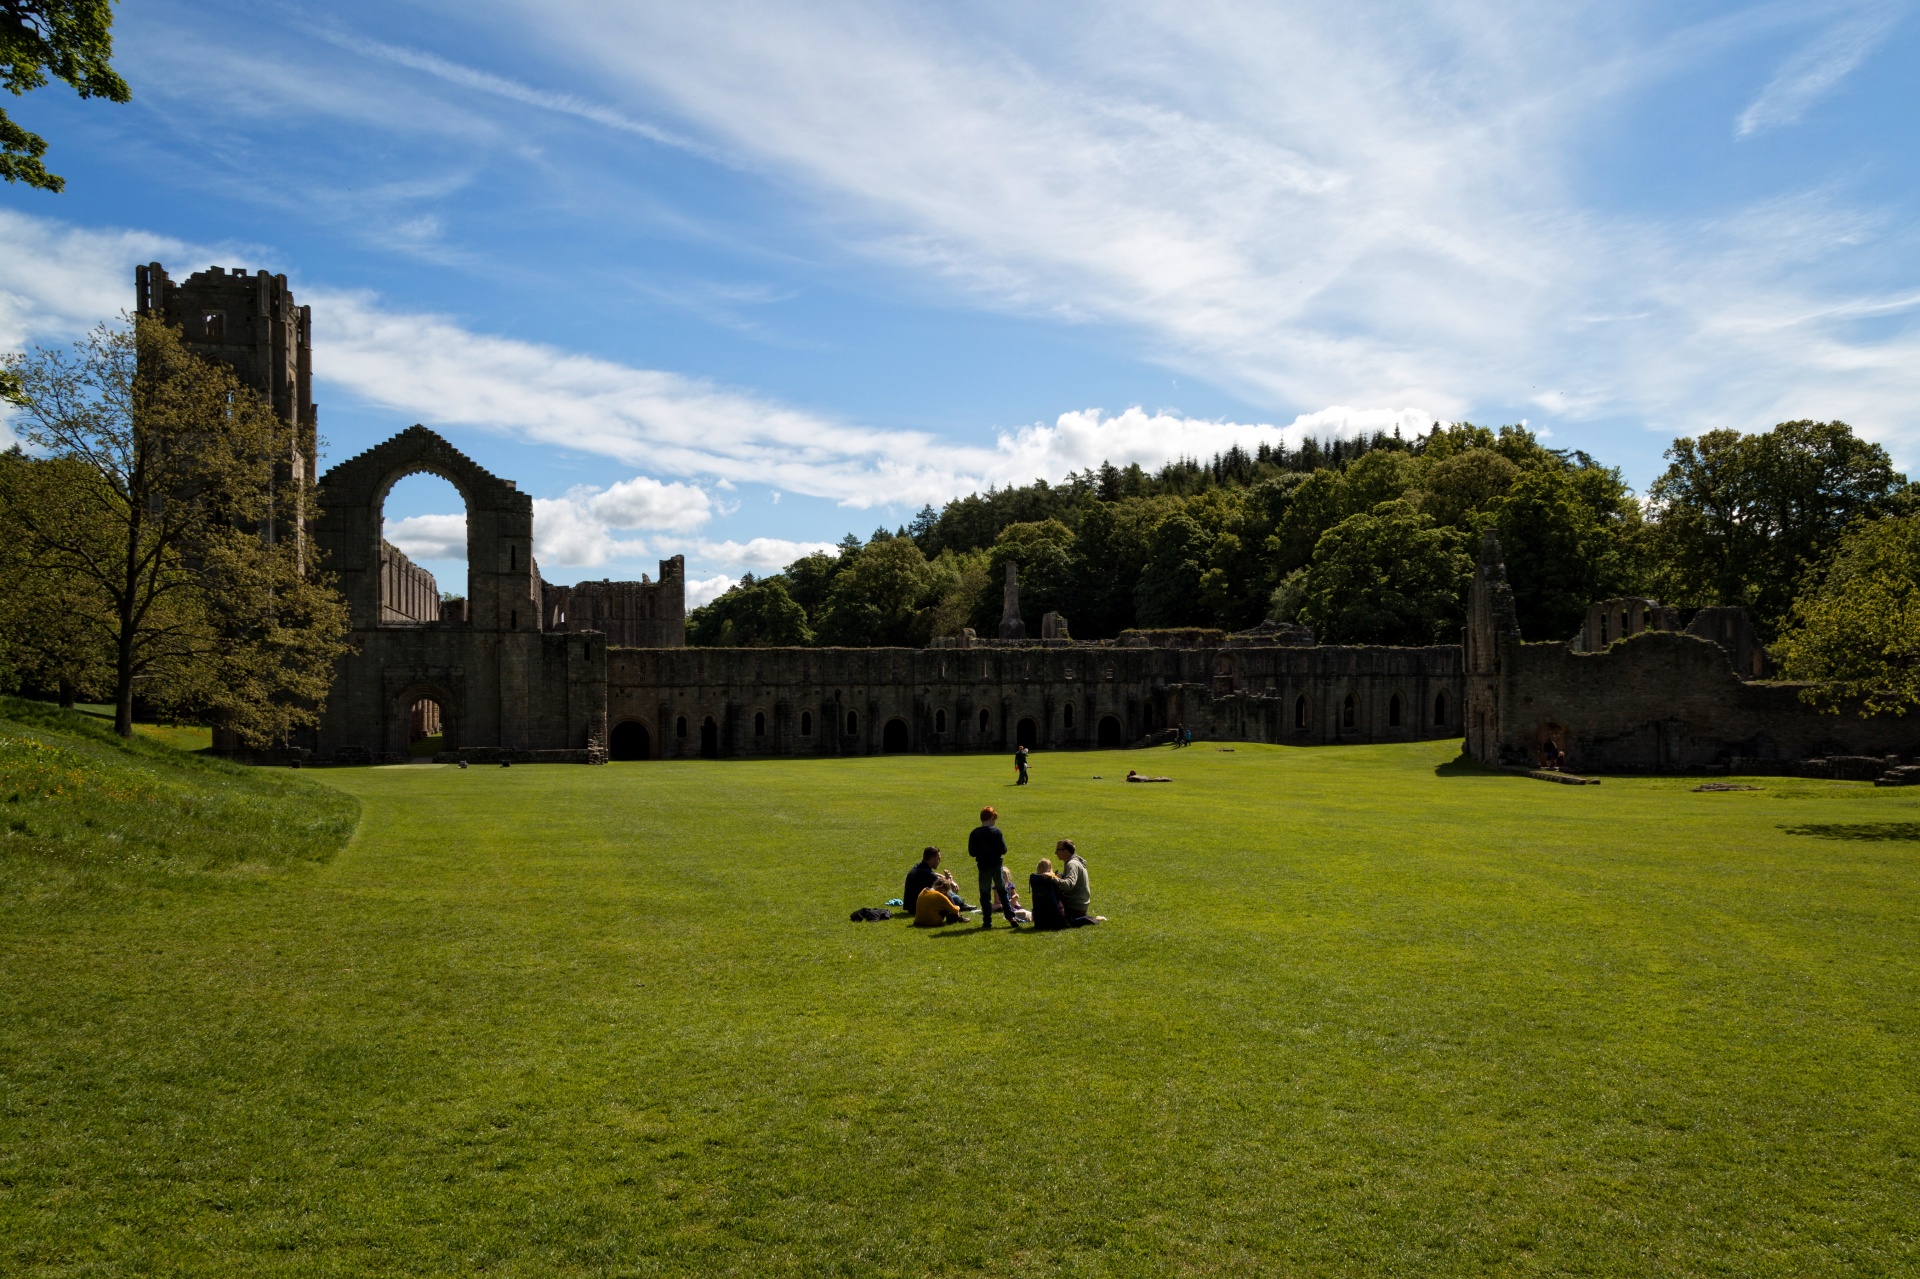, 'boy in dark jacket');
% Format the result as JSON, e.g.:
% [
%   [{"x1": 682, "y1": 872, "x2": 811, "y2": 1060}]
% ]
[{"x1": 967, "y1": 807, "x2": 1018, "y2": 928}]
